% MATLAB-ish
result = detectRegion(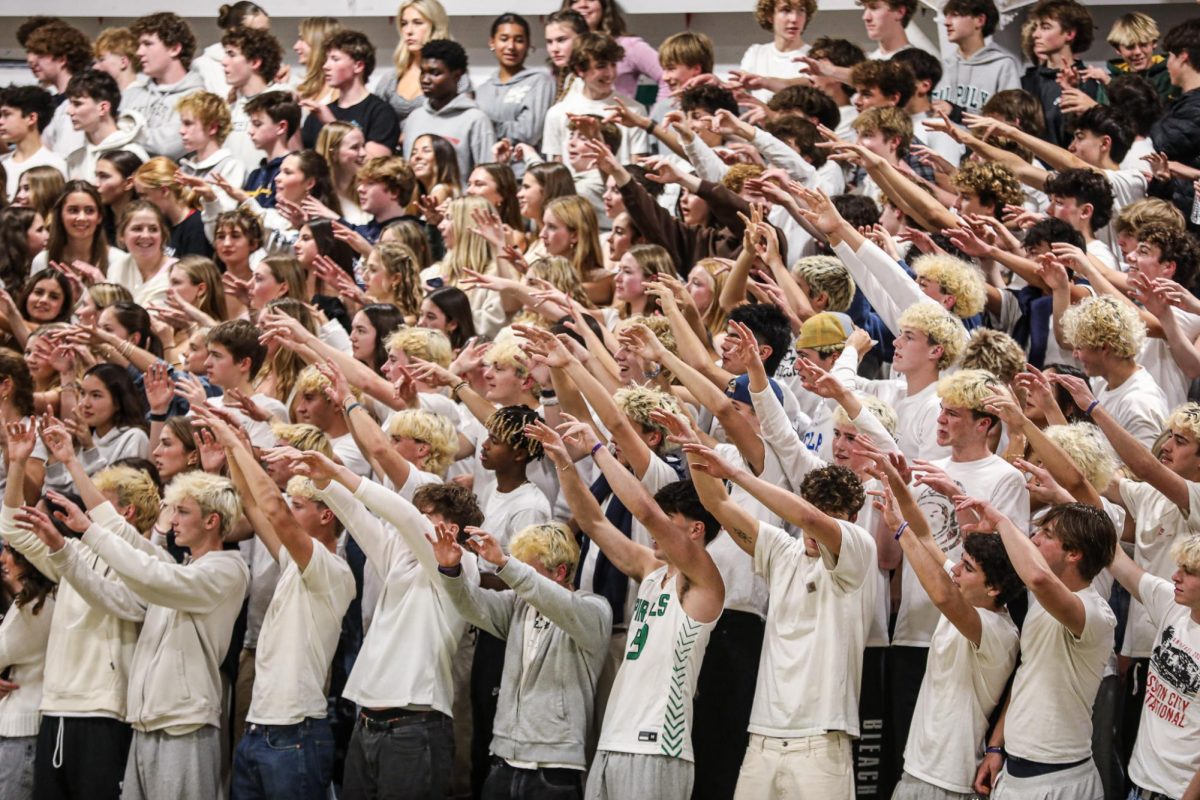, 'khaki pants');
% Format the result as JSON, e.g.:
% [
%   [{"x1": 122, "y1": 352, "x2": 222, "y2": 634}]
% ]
[{"x1": 733, "y1": 732, "x2": 854, "y2": 800}]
